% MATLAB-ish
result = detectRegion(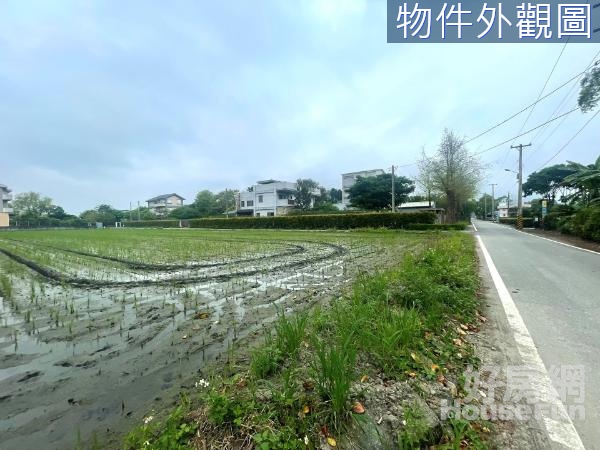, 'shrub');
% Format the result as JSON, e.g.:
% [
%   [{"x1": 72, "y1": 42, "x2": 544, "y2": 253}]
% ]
[
  {"x1": 123, "y1": 212, "x2": 436, "y2": 230},
  {"x1": 498, "y1": 217, "x2": 535, "y2": 228},
  {"x1": 570, "y1": 206, "x2": 600, "y2": 242}
]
